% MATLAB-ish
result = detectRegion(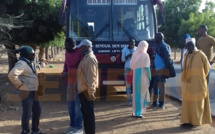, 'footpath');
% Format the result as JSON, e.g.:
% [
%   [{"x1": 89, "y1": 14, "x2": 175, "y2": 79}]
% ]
[{"x1": 166, "y1": 64, "x2": 215, "y2": 117}]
